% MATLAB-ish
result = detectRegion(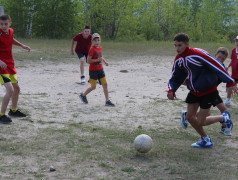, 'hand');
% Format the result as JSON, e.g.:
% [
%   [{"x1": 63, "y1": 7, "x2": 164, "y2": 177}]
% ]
[
  {"x1": 0, "y1": 60, "x2": 7, "y2": 70},
  {"x1": 105, "y1": 62, "x2": 109, "y2": 66},
  {"x1": 22, "y1": 45, "x2": 31, "y2": 52},
  {"x1": 167, "y1": 91, "x2": 176, "y2": 100},
  {"x1": 71, "y1": 49, "x2": 74, "y2": 55}
]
